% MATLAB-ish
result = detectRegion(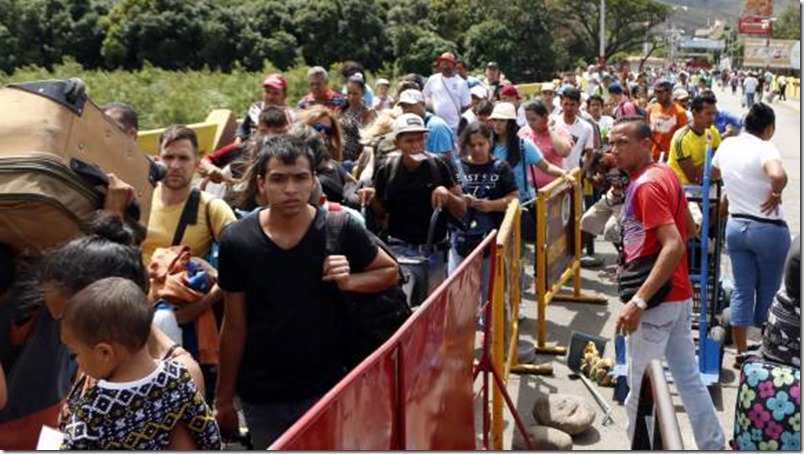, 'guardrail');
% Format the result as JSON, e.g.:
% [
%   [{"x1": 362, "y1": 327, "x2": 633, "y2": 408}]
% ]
[{"x1": 631, "y1": 360, "x2": 685, "y2": 450}]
